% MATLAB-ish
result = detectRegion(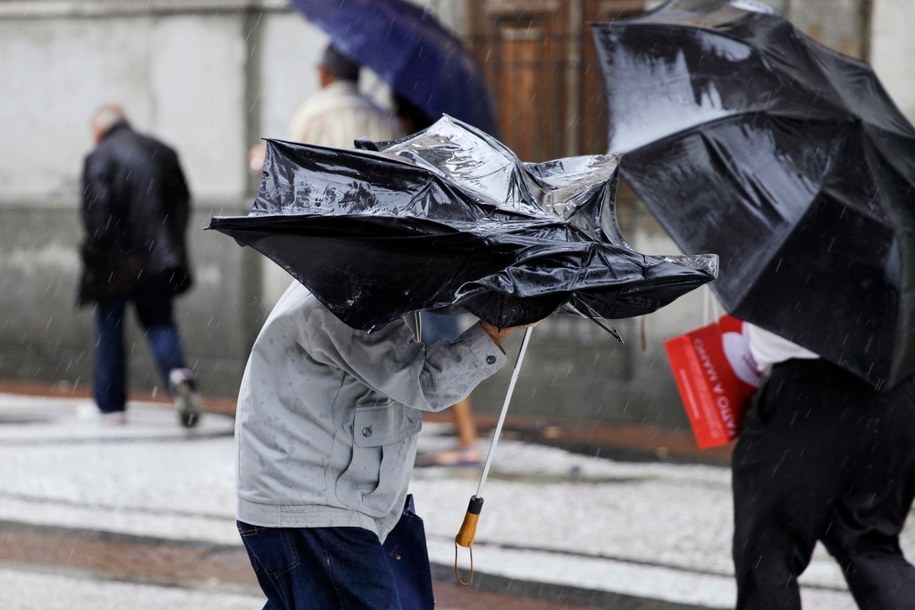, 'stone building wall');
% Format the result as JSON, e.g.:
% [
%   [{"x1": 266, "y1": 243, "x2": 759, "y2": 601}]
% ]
[{"x1": 0, "y1": 0, "x2": 911, "y2": 428}]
